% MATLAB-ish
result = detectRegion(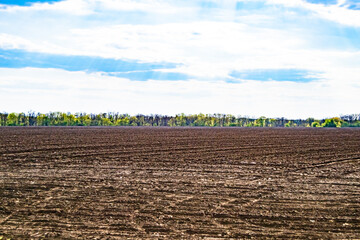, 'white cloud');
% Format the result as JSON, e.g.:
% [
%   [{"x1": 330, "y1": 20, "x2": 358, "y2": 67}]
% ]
[
  {"x1": 0, "y1": 33, "x2": 71, "y2": 54},
  {"x1": 66, "y1": 22, "x2": 360, "y2": 79},
  {"x1": 94, "y1": 0, "x2": 192, "y2": 14},
  {"x1": 0, "y1": 0, "x2": 359, "y2": 117},
  {"x1": 1, "y1": 0, "x2": 359, "y2": 74},
  {"x1": 1, "y1": 0, "x2": 360, "y2": 27},
  {"x1": 0, "y1": 67, "x2": 358, "y2": 118},
  {"x1": 267, "y1": 0, "x2": 360, "y2": 27},
  {"x1": 0, "y1": 0, "x2": 194, "y2": 16},
  {"x1": 1, "y1": 15, "x2": 359, "y2": 81},
  {"x1": 0, "y1": 34, "x2": 35, "y2": 50}
]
